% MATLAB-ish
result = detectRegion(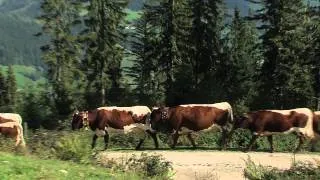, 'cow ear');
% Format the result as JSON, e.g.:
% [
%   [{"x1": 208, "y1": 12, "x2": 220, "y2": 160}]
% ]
[{"x1": 242, "y1": 113, "x2": 249, "y2": 118}]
